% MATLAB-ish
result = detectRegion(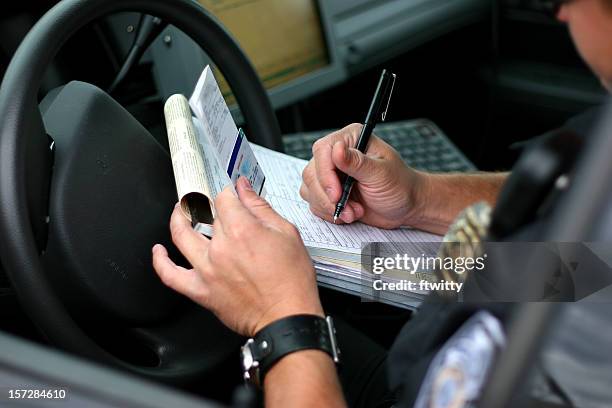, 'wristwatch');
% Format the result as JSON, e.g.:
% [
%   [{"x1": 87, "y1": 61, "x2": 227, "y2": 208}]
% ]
[{"x1": 241, "y1": 314, "x2": 341, "y2": 387}]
